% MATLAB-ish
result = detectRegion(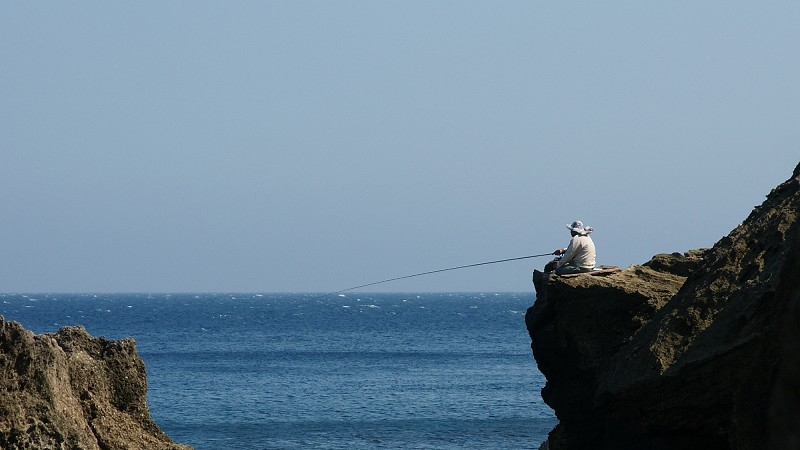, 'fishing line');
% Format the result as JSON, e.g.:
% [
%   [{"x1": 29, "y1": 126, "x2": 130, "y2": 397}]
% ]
[{"x1": 313, "y1": 252, "x2": 554, "y2": 299}]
